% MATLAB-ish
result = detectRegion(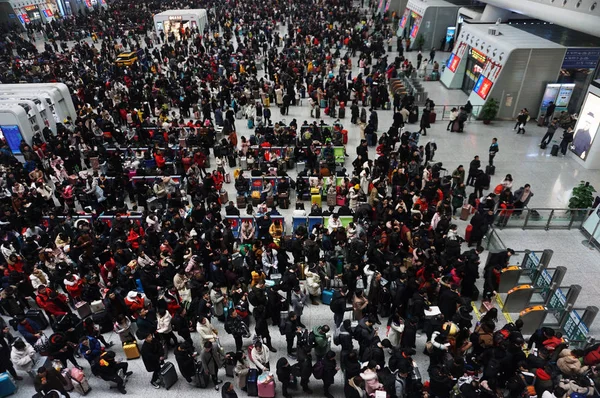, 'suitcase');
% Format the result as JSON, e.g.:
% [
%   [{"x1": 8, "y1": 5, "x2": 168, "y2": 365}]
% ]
[
  {"x1": 160, "y1": 361, "x2": 178, "y2": 390},
  {"x1": 311, "y1": 194, "x2": 321, "y2": 207},
  {"x1": 302, "y1": 192, "x2": 310, "y2": 201},
  {"x1": 247, "y1": 368, "x2": 259, "y2": 396},
  {"x1": 123, "y1": 341, "x2": 140, "y2": 359},
  {"x1": 76, "y1": 301, "x2": 92, "y2": 319},
  {"x1": 314, "y1": 107, "x2": 320, "y2": 119},
  {"x1": 248, "y1": 118, "x2": 254, "y2": 129},
  {"x1": 460, "y1": 205, "x2": 471, "y2": 221},
  {"x1": 72, "y1": 377, "x2": 91, "y2": 395},
  {"x1": 90, "y1": 300, "x2": 105, "y2": 314},
  {"x1": 338, "y1": 108, "x2": 345, "y2": 119},
  {"x1": 252, "y1": 197, "x2": 260, "y2": 206},
  {"x1": 465, "y1": 224, "x2": 473, "y2": 243},
  {"x1": 429, "y1": 111, "x2": 436, "y2": 124},
  {"x1": 26, "y1": 310, "x2": 48, "y2": 329},
  {"x1": 327, "y1": 192, "x2": 336, "y2": 207},
  {"x1": 0, "y1": 372, "x2": 16, "y2": 397},
  {"x1": 220, "y1": 190, "x2": 229, "y2": 204},
  {"x1": 485, "y1": 165, "x2": 495, "y2": 176},
  {"x1": 241, "y1": 157, "x2": 248, "y2": 169},
  {"x1": 61, "y1": 368, "x2": 74, "y2": 391},
  {"x1": 225, "y1": 173, "x2": 231, "y2": 183},
  {"x1": 320, "y1": 99, "x2": 327, "y2": 108},
  {"x1": 196, "y1": 360, "x2": 209, "y2": 388},
  {"x1": 266, "y1": 196, "x2": 274, "y2": 208},
  {"x1": 551, "y1": 144, "x2": 559, "y2": 156},
  {"x1": 452, "y1": 120, "x2": 460, "y2": 132},
  {"x1": 278, "y1": 193, "x2": 289, "y2": 209},
  {"x1": 237, "y1": 196, "x2": 246, "y2": 208},
  {"x1": 257, "y1": 374, "x2": 276, "y2": 398},
  {"x1": 321, "y1": 289, "x2": 334, "y2": 305},
  {"x1": 540, "y1": 141, "x2": 547, "y2": 150}
]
